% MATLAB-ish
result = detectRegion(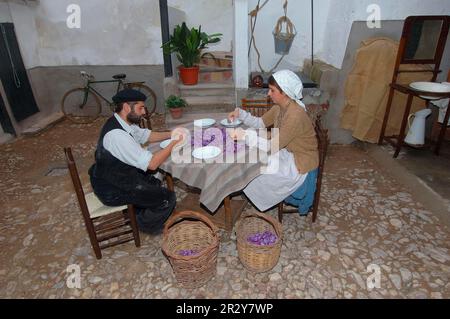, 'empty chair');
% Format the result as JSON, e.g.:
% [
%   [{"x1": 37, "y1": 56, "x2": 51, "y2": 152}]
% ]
[
  {"x1": 277, "y1": 116, "x2": 329, "y2": 223},
  {"x1": 64, "y1": 147, "x2": 140, "y2": 259}
]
